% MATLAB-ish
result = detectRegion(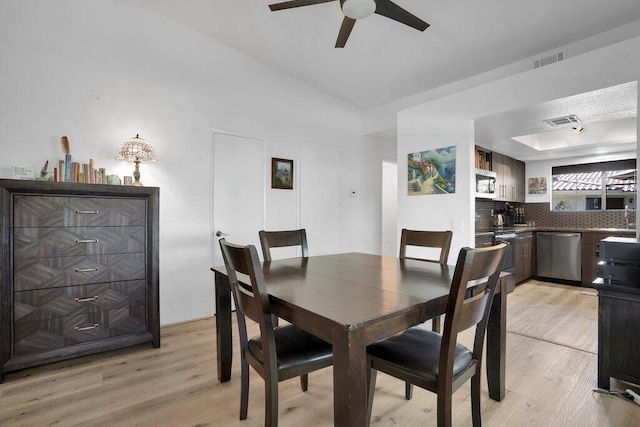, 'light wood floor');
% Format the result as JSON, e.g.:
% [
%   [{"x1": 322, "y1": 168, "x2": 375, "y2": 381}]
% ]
[{"x1": 1, "y1": 280, "x2": 639, "y2": 426}]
